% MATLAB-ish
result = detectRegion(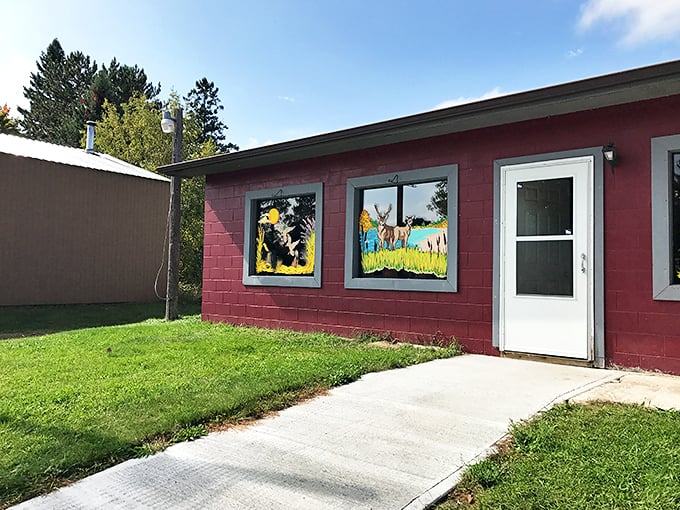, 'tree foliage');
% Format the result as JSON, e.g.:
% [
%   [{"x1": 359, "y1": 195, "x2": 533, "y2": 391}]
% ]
[
  {"x1": 17, "y1": 38, "x2": 240, "y2": 293},
  {"x1": 18, "y1": 39, "x2": 158, "y2": 147},
  {"x1": 427, "y1": 180, "x2": 448, "y2": 220},
  {"x1": 18, "y1": 39, "x2": 97, "y2": 147},
  {"x1": 94, "y1": 94, "x2": 222, "y2": 292},
  {"x1": 184, "y1": 78, "x2": 238, "y2": 153},
  {"x1": 0, "y1": 104, "x2": 20, "y2": 135},
  {"x1": 88, "y1": 58, "x2": 160, "y2": 122}
]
